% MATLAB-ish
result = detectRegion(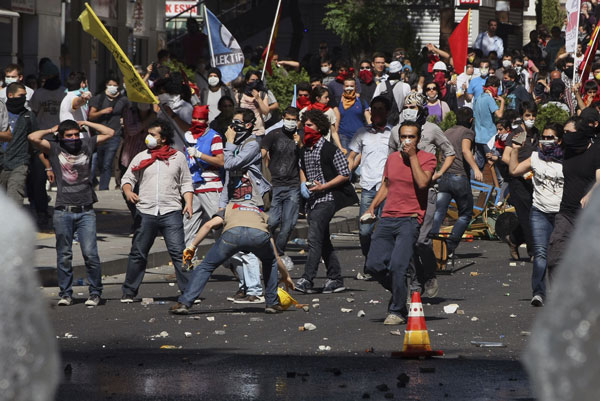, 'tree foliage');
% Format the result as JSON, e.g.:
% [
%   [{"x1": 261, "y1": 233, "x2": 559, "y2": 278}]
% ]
[
  {"x1": 535, "y1": 103, "x2": 570, "y2": 131},
  {"x1": 541, "y1": 0, "x2": 566, "y2": 31}
]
